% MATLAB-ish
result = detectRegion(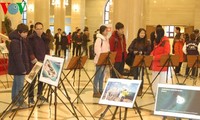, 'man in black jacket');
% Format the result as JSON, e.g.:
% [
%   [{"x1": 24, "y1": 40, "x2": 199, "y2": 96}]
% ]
[
  {"x1": 54, "y1": 28, "x2": 62, "y2": 57},
  {"x1": 8, "y1": 23, "x2": 29, "y2": 107},
  {"x1": 28, "y1": 22, "x2": 50, "y2": 105}
]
